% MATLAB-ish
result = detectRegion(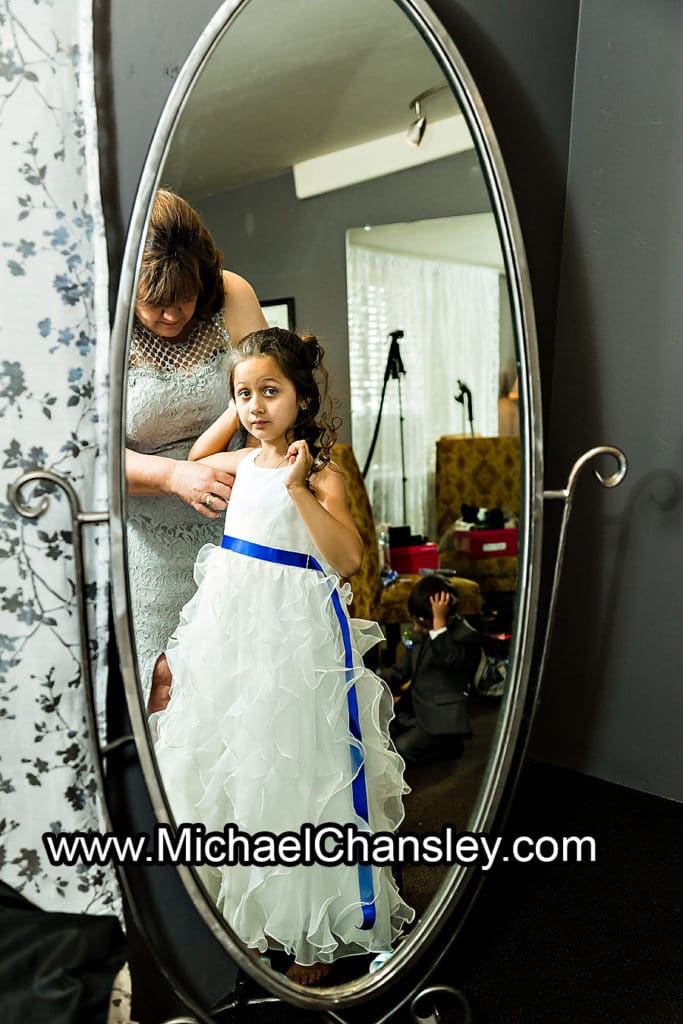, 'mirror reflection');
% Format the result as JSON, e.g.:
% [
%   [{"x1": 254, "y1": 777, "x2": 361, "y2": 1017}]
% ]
[{"x1": 124, "y1": 0, "x2": 521, "y2": 988}]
